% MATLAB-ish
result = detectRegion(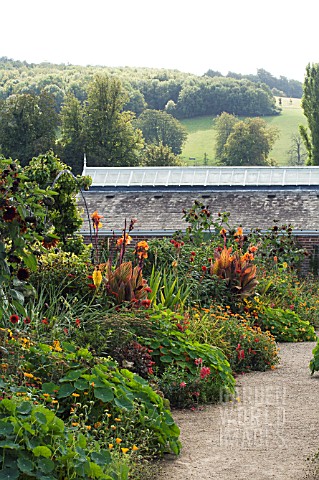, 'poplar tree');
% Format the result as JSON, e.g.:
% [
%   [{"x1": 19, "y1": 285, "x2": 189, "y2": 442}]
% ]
[{"x1": 300, "y1": 63, "x2": 319, "y2": 165}]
